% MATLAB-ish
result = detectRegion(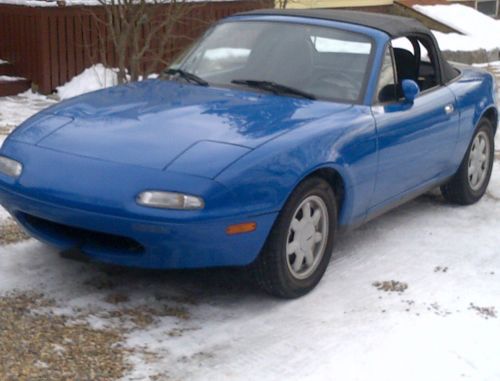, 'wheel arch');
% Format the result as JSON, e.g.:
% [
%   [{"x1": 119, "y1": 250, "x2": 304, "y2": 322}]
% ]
[
  {"x1": 302, "y1": 167, "x2": 345, "y2": 214},
  {"x1": 290, "y1": 163, "x2": 356, "y2": 227},
  {"x1": 480, "y1": 106, "x2": 498, "y2": 135}
]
